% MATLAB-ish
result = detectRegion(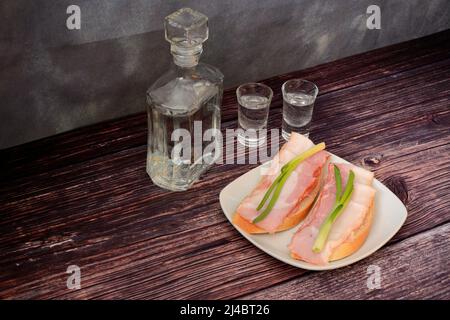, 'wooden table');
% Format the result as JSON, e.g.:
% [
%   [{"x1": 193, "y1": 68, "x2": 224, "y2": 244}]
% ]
[{"x1": 1, "y1": 30, "x2": 449, "y2": 300}]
